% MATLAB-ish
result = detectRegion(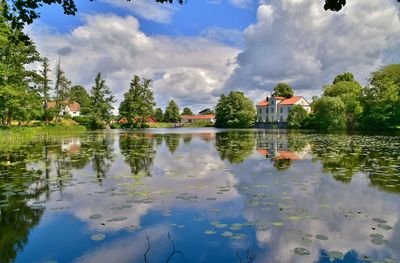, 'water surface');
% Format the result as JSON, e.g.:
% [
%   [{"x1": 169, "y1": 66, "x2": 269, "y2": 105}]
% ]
[{"x1": 1, "y1": 128, "x2": 400, "y2": 263}]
